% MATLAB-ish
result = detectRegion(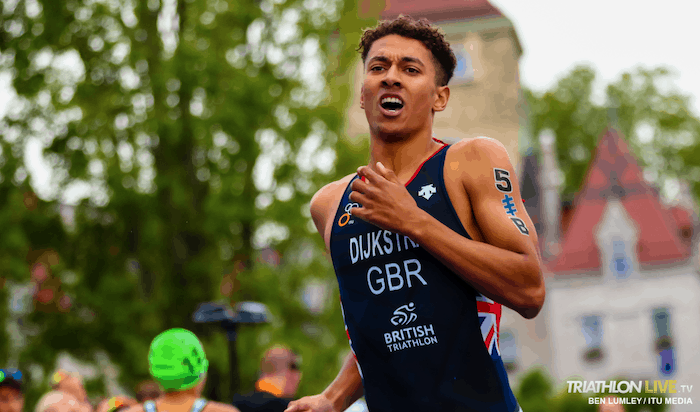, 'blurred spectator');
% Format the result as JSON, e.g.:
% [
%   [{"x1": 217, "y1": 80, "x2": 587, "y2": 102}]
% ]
[
  {"x1": 599, "y1": 396, "x2": 625, "y2": 412},
  {"x1": 134, "y1": 382, "x2": 162, "y2": 403},
  {"x1": 0, "y1": 369, "x2": 24, "y2": 412},
  {"x1": 51, "y1": 371, "x2": 87, "y2": 405},
  {"x1": 231, "y1": 345, "x2": 301, "y2": 412},
  {"x1": 121, "y1": 328, "x2": 239, "y2": 412},
  {"x1": 95, "y1": 397, "x2": 137, "y2": 412},
  {"x1": 35, "y1": 391, "x2": 80, "y2": 412}
]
